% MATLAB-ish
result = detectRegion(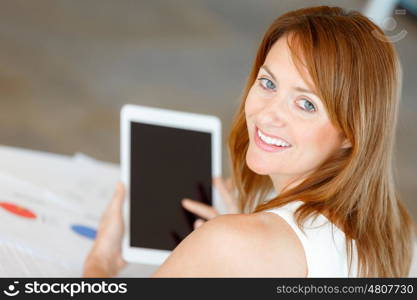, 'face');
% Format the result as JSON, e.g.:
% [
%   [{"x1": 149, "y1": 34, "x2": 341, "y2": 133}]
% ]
[{"x1": 245, "y1": 36, "x2": 350, "y2": 191}]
